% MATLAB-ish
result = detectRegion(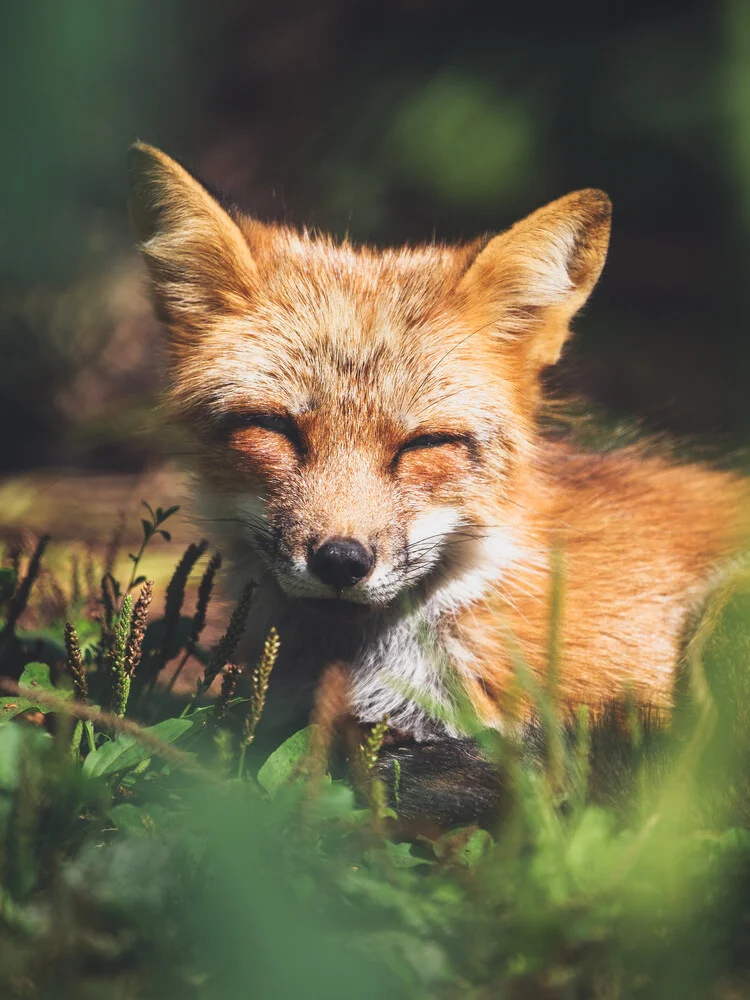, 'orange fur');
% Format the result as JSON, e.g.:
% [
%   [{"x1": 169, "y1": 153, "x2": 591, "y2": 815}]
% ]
[
  {"x1": 128, "y1": 142, "x2": 749, "y2": 734},
  {"x1": 463, "y1": 443, "x2": 747, "y2": 713}
]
